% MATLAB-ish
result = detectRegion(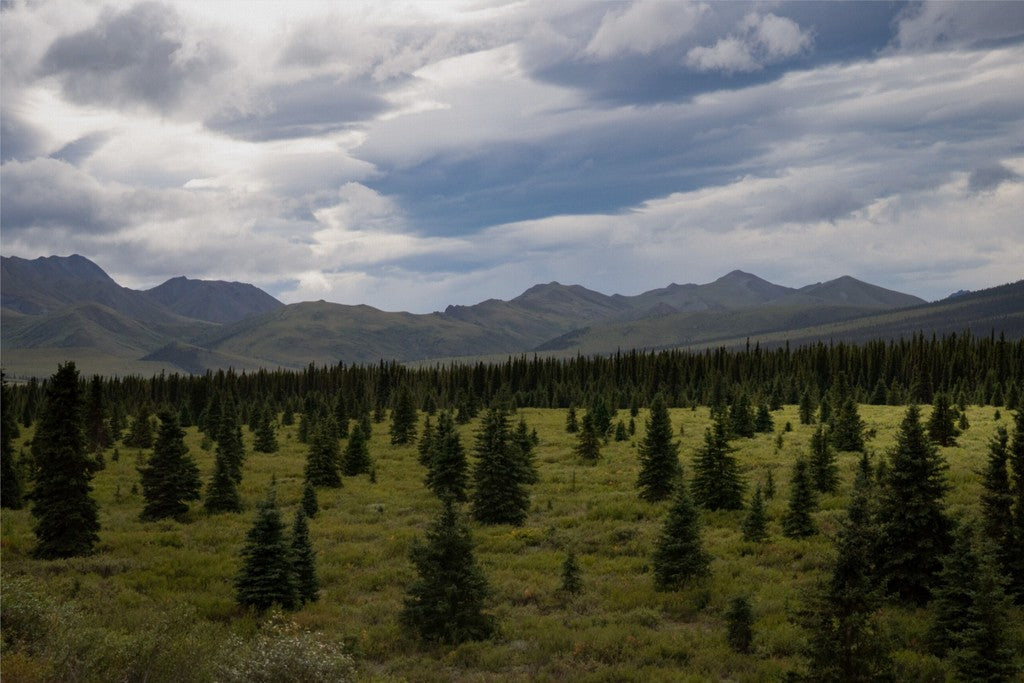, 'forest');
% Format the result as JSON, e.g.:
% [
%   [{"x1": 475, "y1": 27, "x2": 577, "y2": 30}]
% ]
[{"x1": 2, "y1": 330, "x2": 1023, "y2": 681}]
